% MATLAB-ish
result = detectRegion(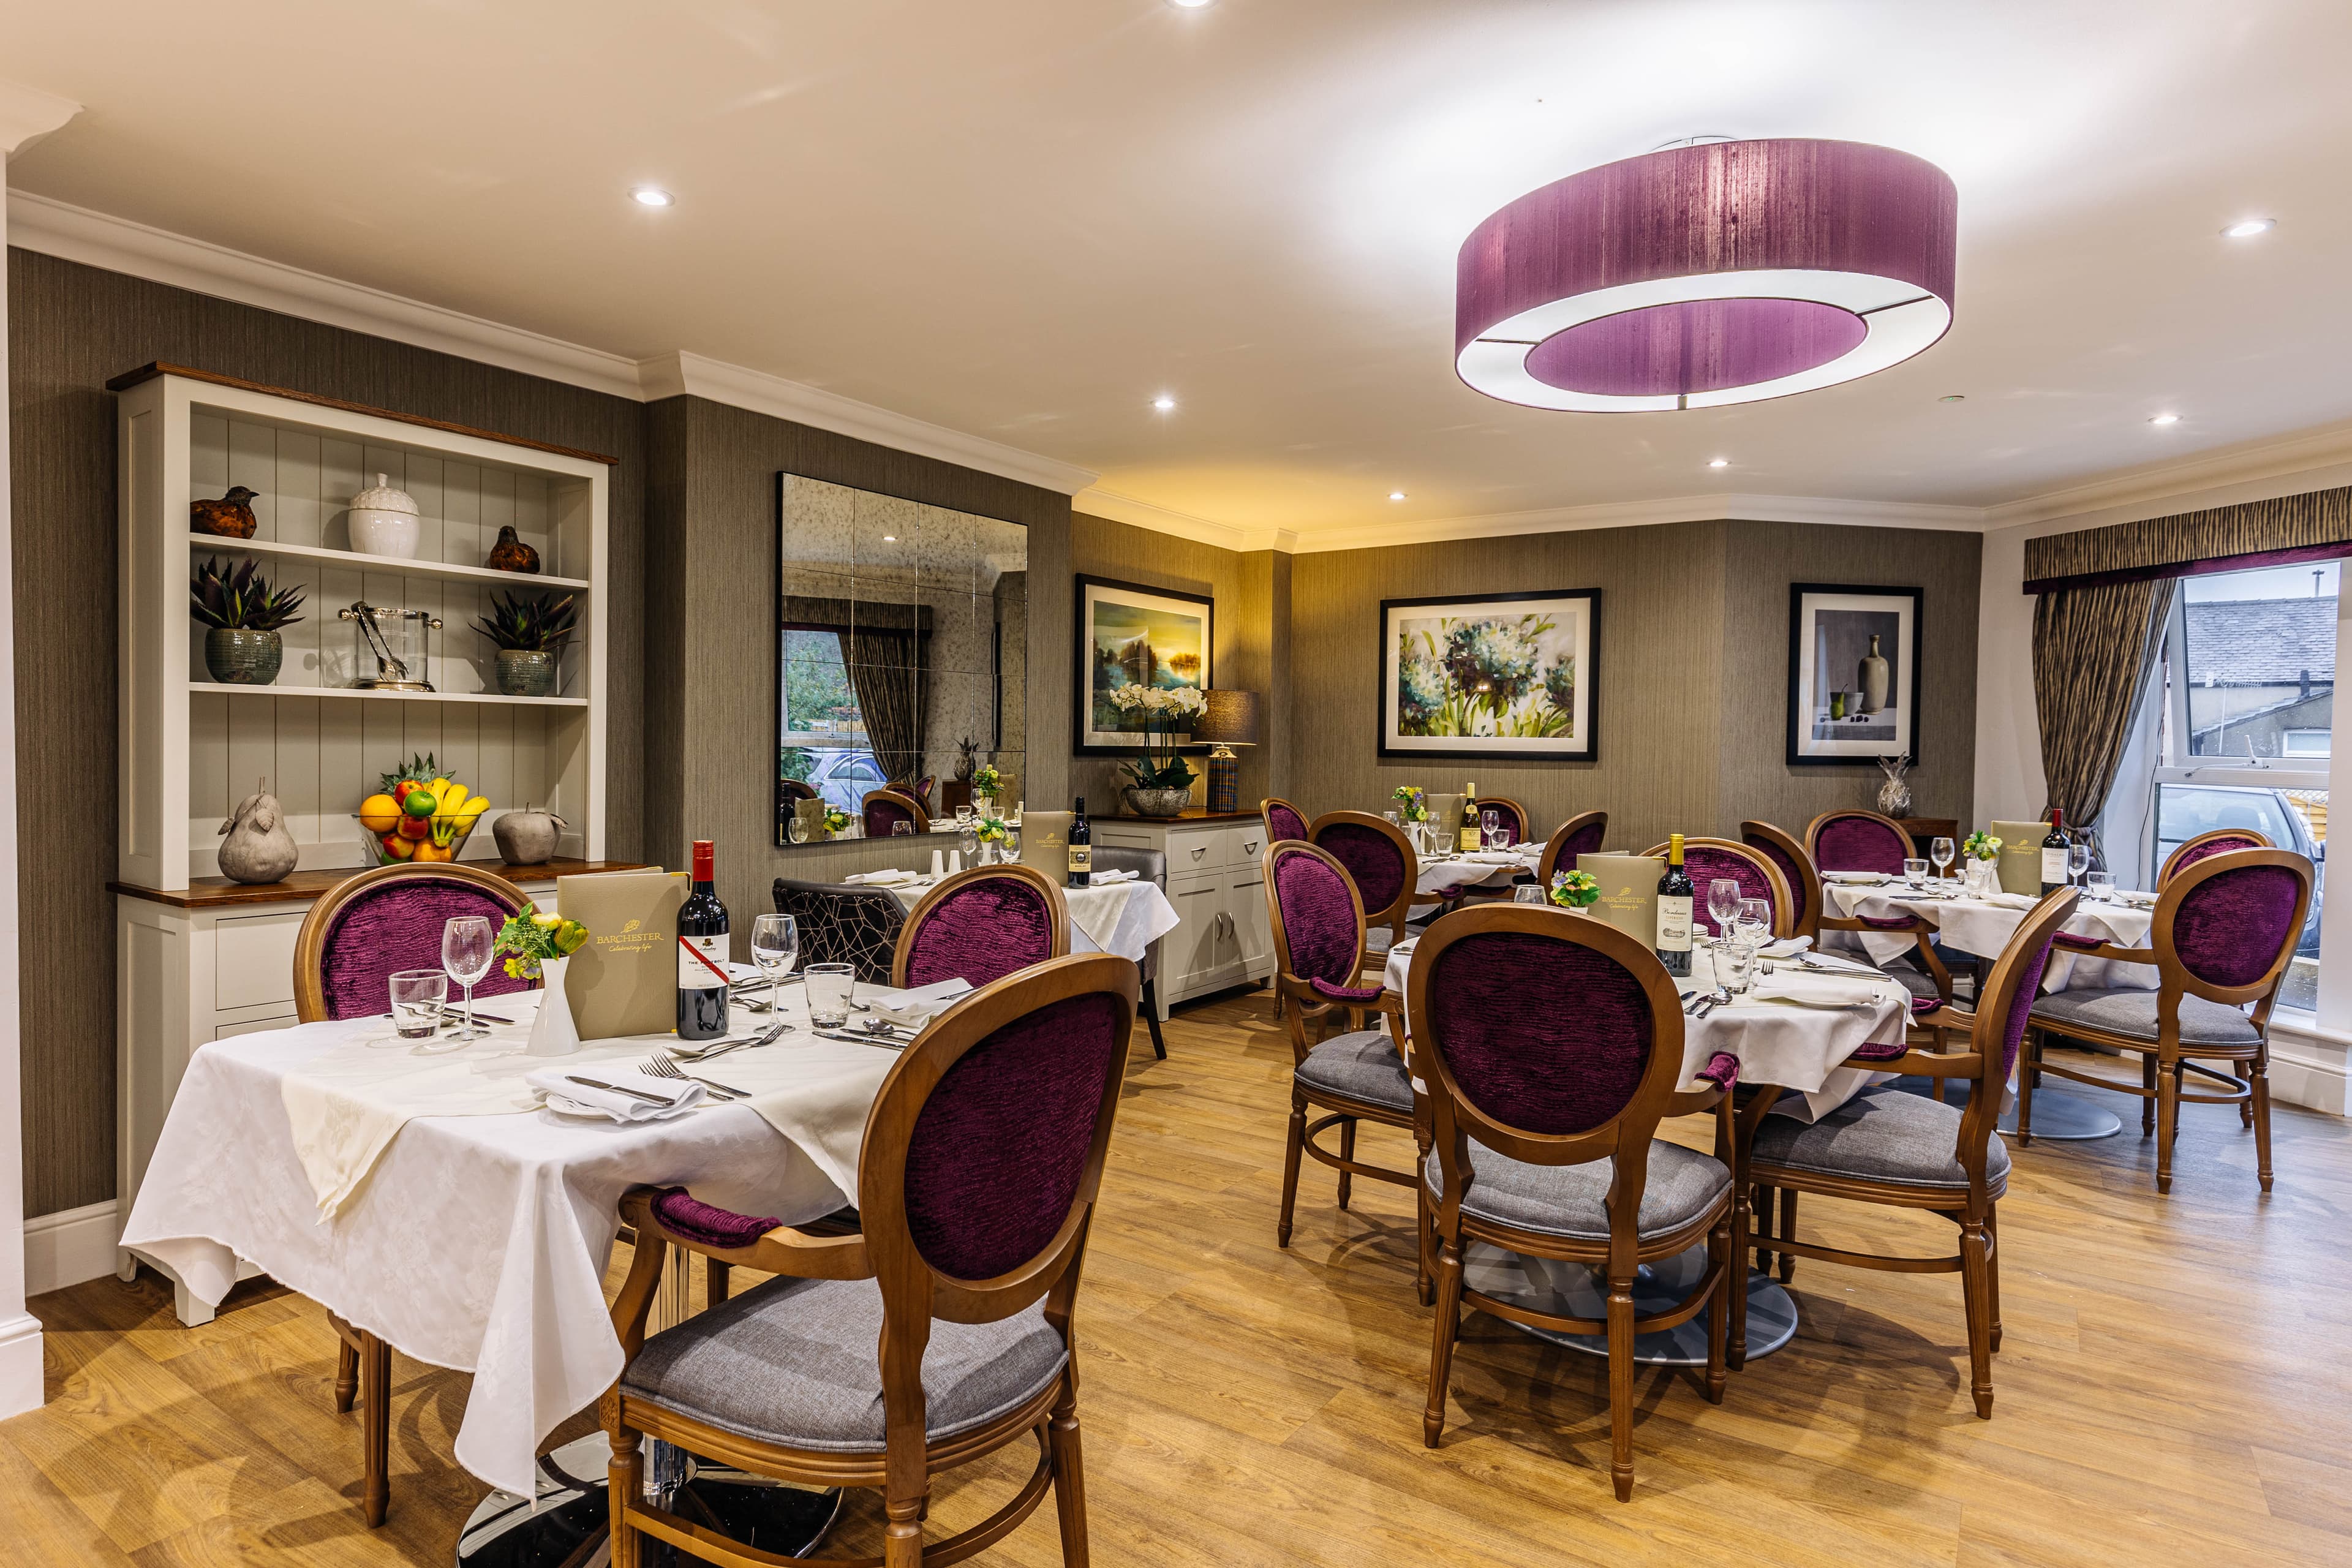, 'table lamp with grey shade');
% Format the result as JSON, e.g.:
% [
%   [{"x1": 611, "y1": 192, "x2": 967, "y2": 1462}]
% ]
[{"x1": 1193, "y1": 690, "x2": 1261, "y2": 813}]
